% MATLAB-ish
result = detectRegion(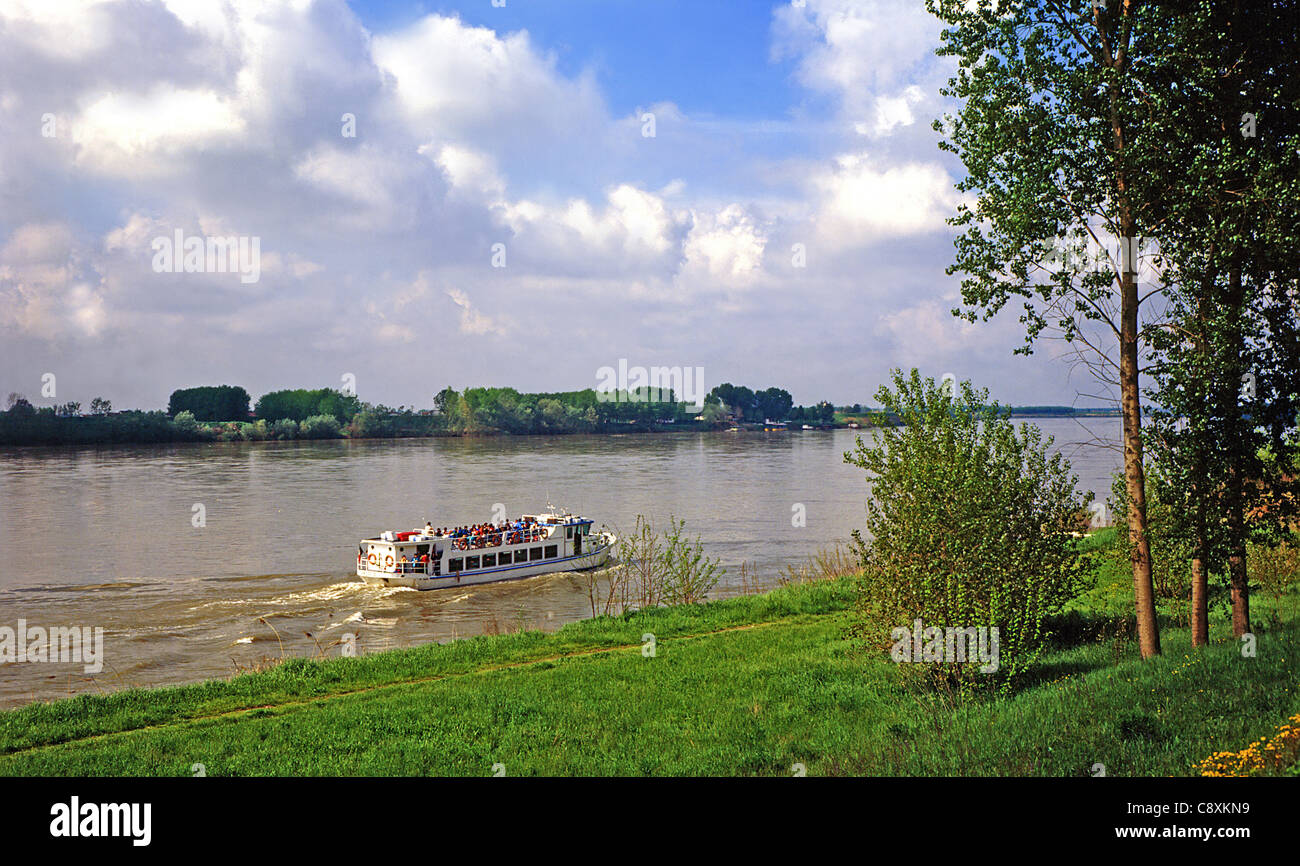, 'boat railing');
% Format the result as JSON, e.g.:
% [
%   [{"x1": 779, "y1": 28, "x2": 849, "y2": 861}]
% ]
[
  {"x1": 357, "y1": 557, "x2": 436, "y2": 575},
  {"x1": 444, "y1": 529, "x2": 550, "y2": 550}
]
